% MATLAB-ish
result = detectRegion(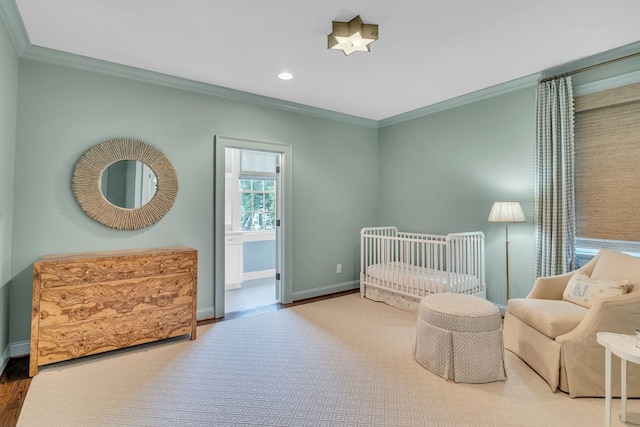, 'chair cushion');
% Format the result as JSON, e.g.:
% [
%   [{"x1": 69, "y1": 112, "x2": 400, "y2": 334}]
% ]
[
  {"x1": 507, "y1": 298, "x2": 588, "y2": 339},
  {"x1": 591, "y1": 249, "x2": 640, "y2": 293},
  {"x1": 562, "y1": 270, "x2": 629, "y2": 308}
]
